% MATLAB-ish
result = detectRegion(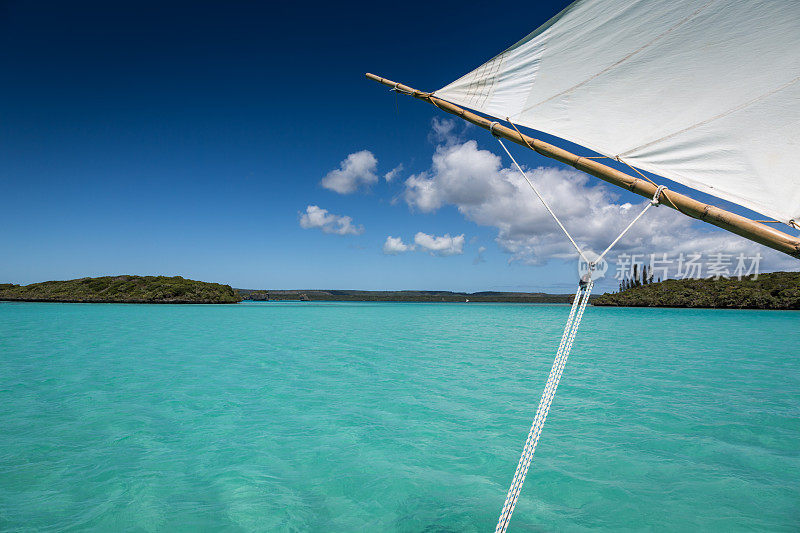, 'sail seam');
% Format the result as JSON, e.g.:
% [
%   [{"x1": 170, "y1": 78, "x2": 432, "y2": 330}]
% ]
[
  {"x1": 515, "y1": 0, "x2": 717, "y2": 118},
  {"x1": 620, "y1": 76, "x2": 800, "y2": 157},
  {"x1": 463, "y1": 52, "x2": 507, "y2": 108}
]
